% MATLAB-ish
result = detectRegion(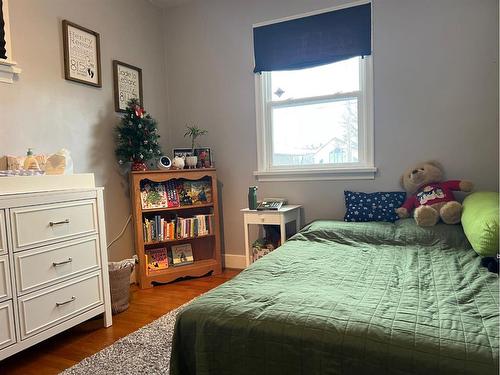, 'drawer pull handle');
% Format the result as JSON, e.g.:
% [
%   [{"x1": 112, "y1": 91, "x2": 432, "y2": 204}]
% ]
[
  {"x1": 56, "y1": 296, "x2": 76, "y2": 307},
  {"x1": 52, "y1": 257, "x2": 73, "y2": 267},
  {"x1": 49, "y1": 219, "x2": 70, "y2": 227}
]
